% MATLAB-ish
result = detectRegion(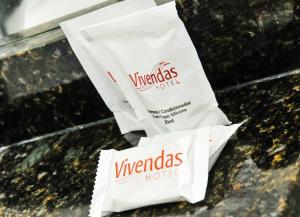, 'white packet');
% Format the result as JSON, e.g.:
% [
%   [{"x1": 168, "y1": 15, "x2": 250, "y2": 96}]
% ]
[
  {"x1": 60, "y1": 0, "x2": 157, "y2": 134},
  {"x1": 80, "y1": 1, "x2": 231, "y2": 136},
  {"x1": 90, "y1": 127, "x2": 209, "y2": 217},
  {"x1": 139, "y1": 123, "x2": 243, "y2": 170}
]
